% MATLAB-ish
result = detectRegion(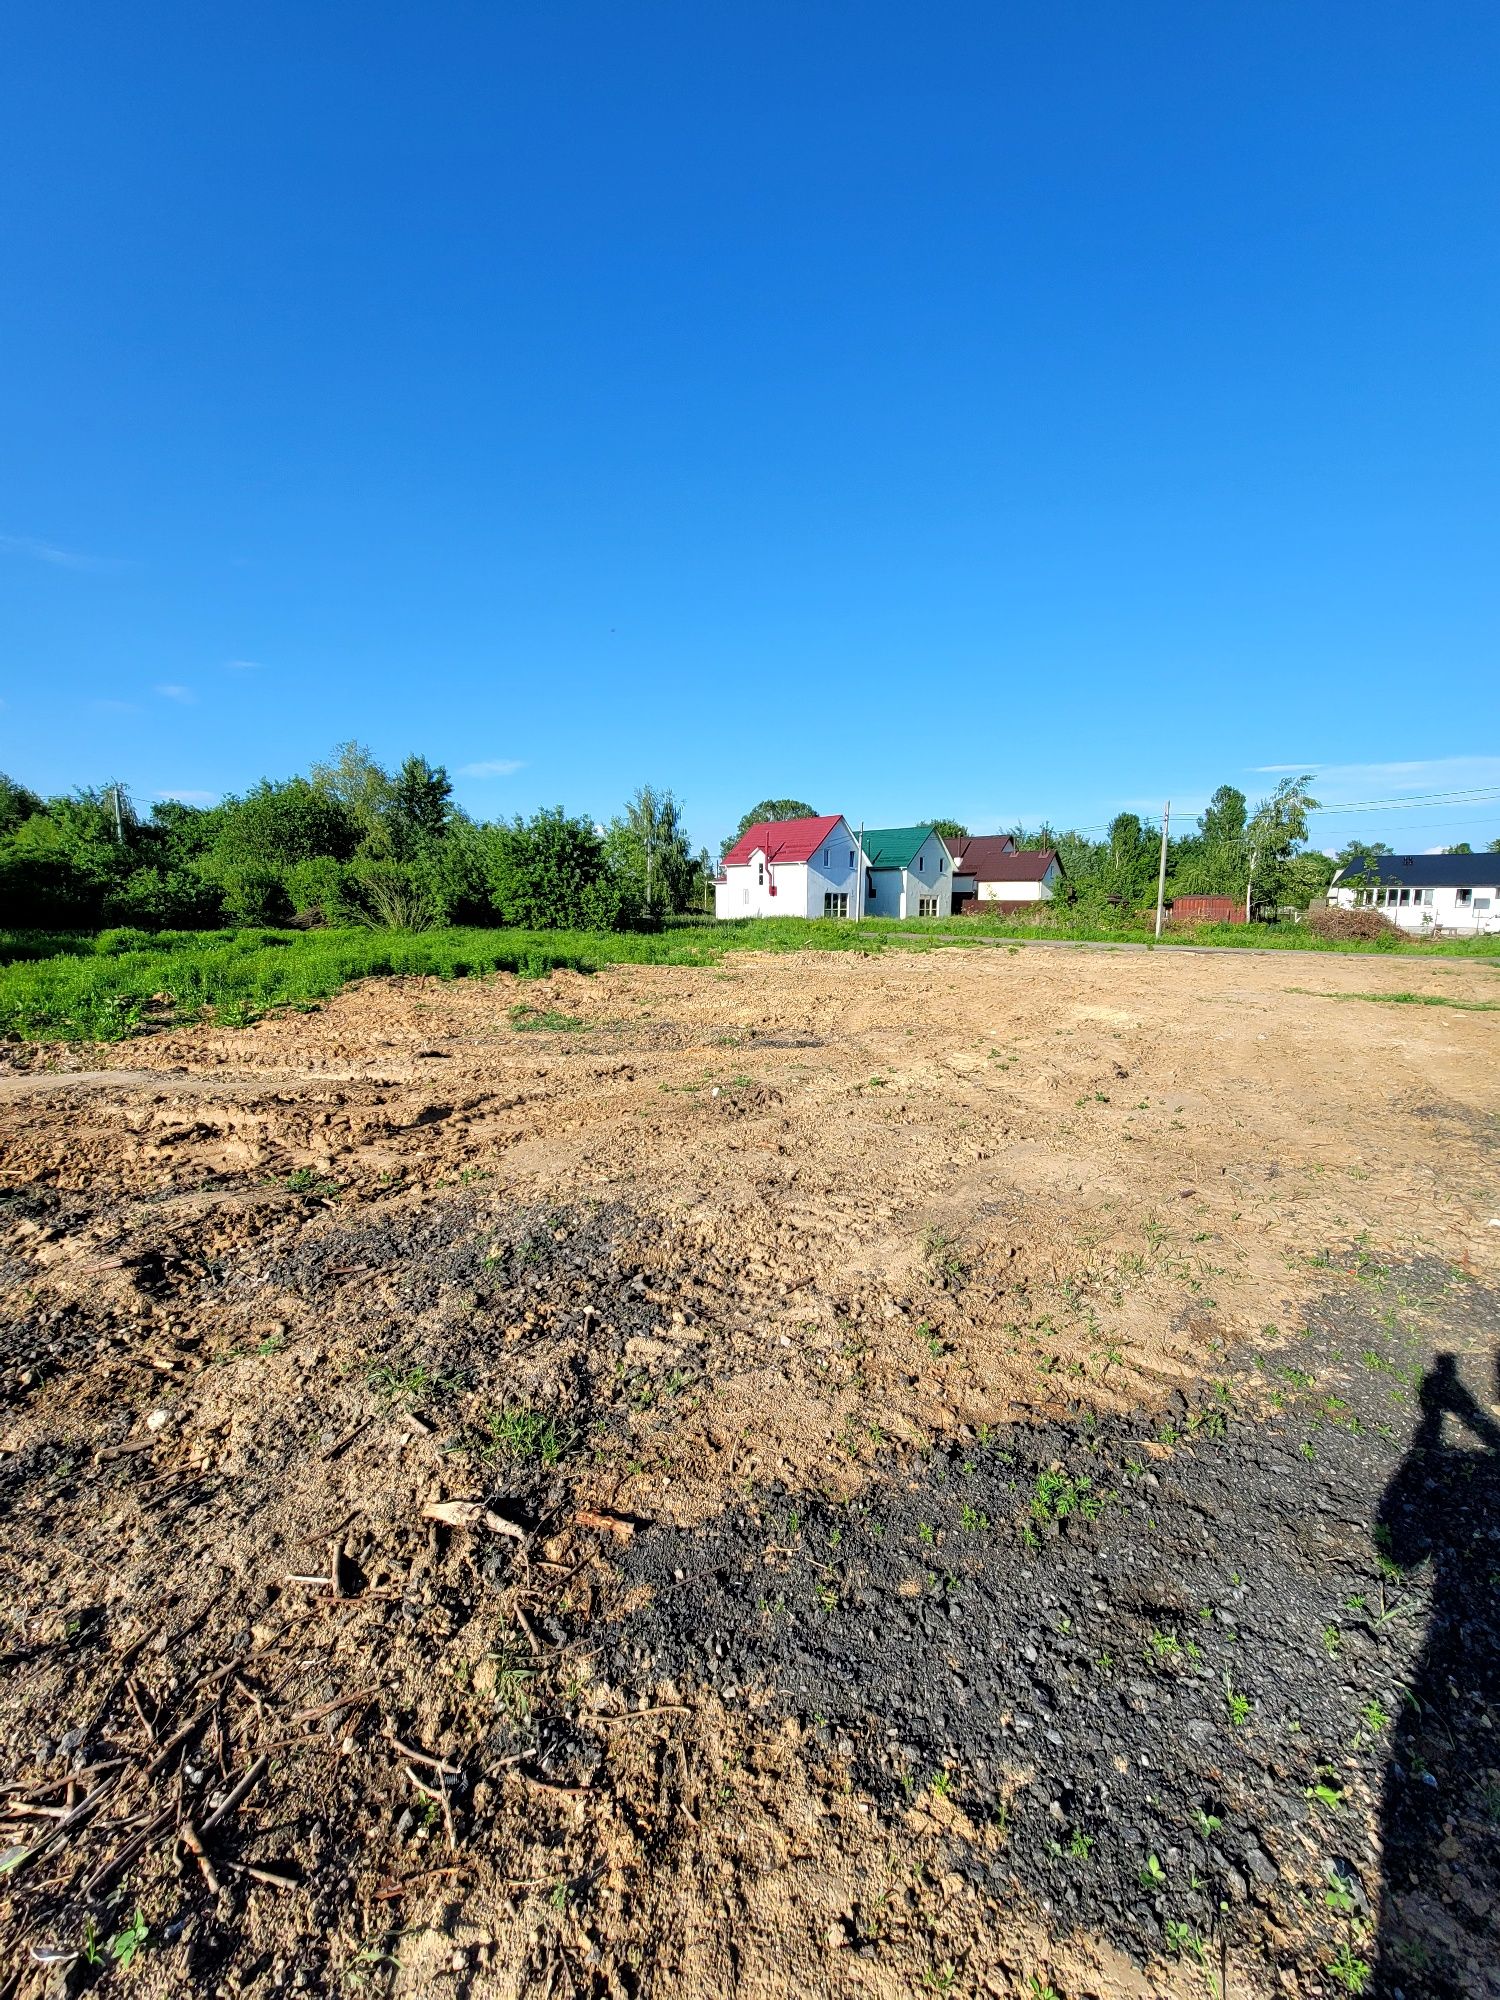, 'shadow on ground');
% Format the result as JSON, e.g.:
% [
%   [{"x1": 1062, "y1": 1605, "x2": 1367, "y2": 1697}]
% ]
[
  {"x1": 1376, "y1": 1353, "x2": 1500, "y2": 1999},
  {"x1": 605, "y1": 1259, "x2": 1500, "y2": 1998}
]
